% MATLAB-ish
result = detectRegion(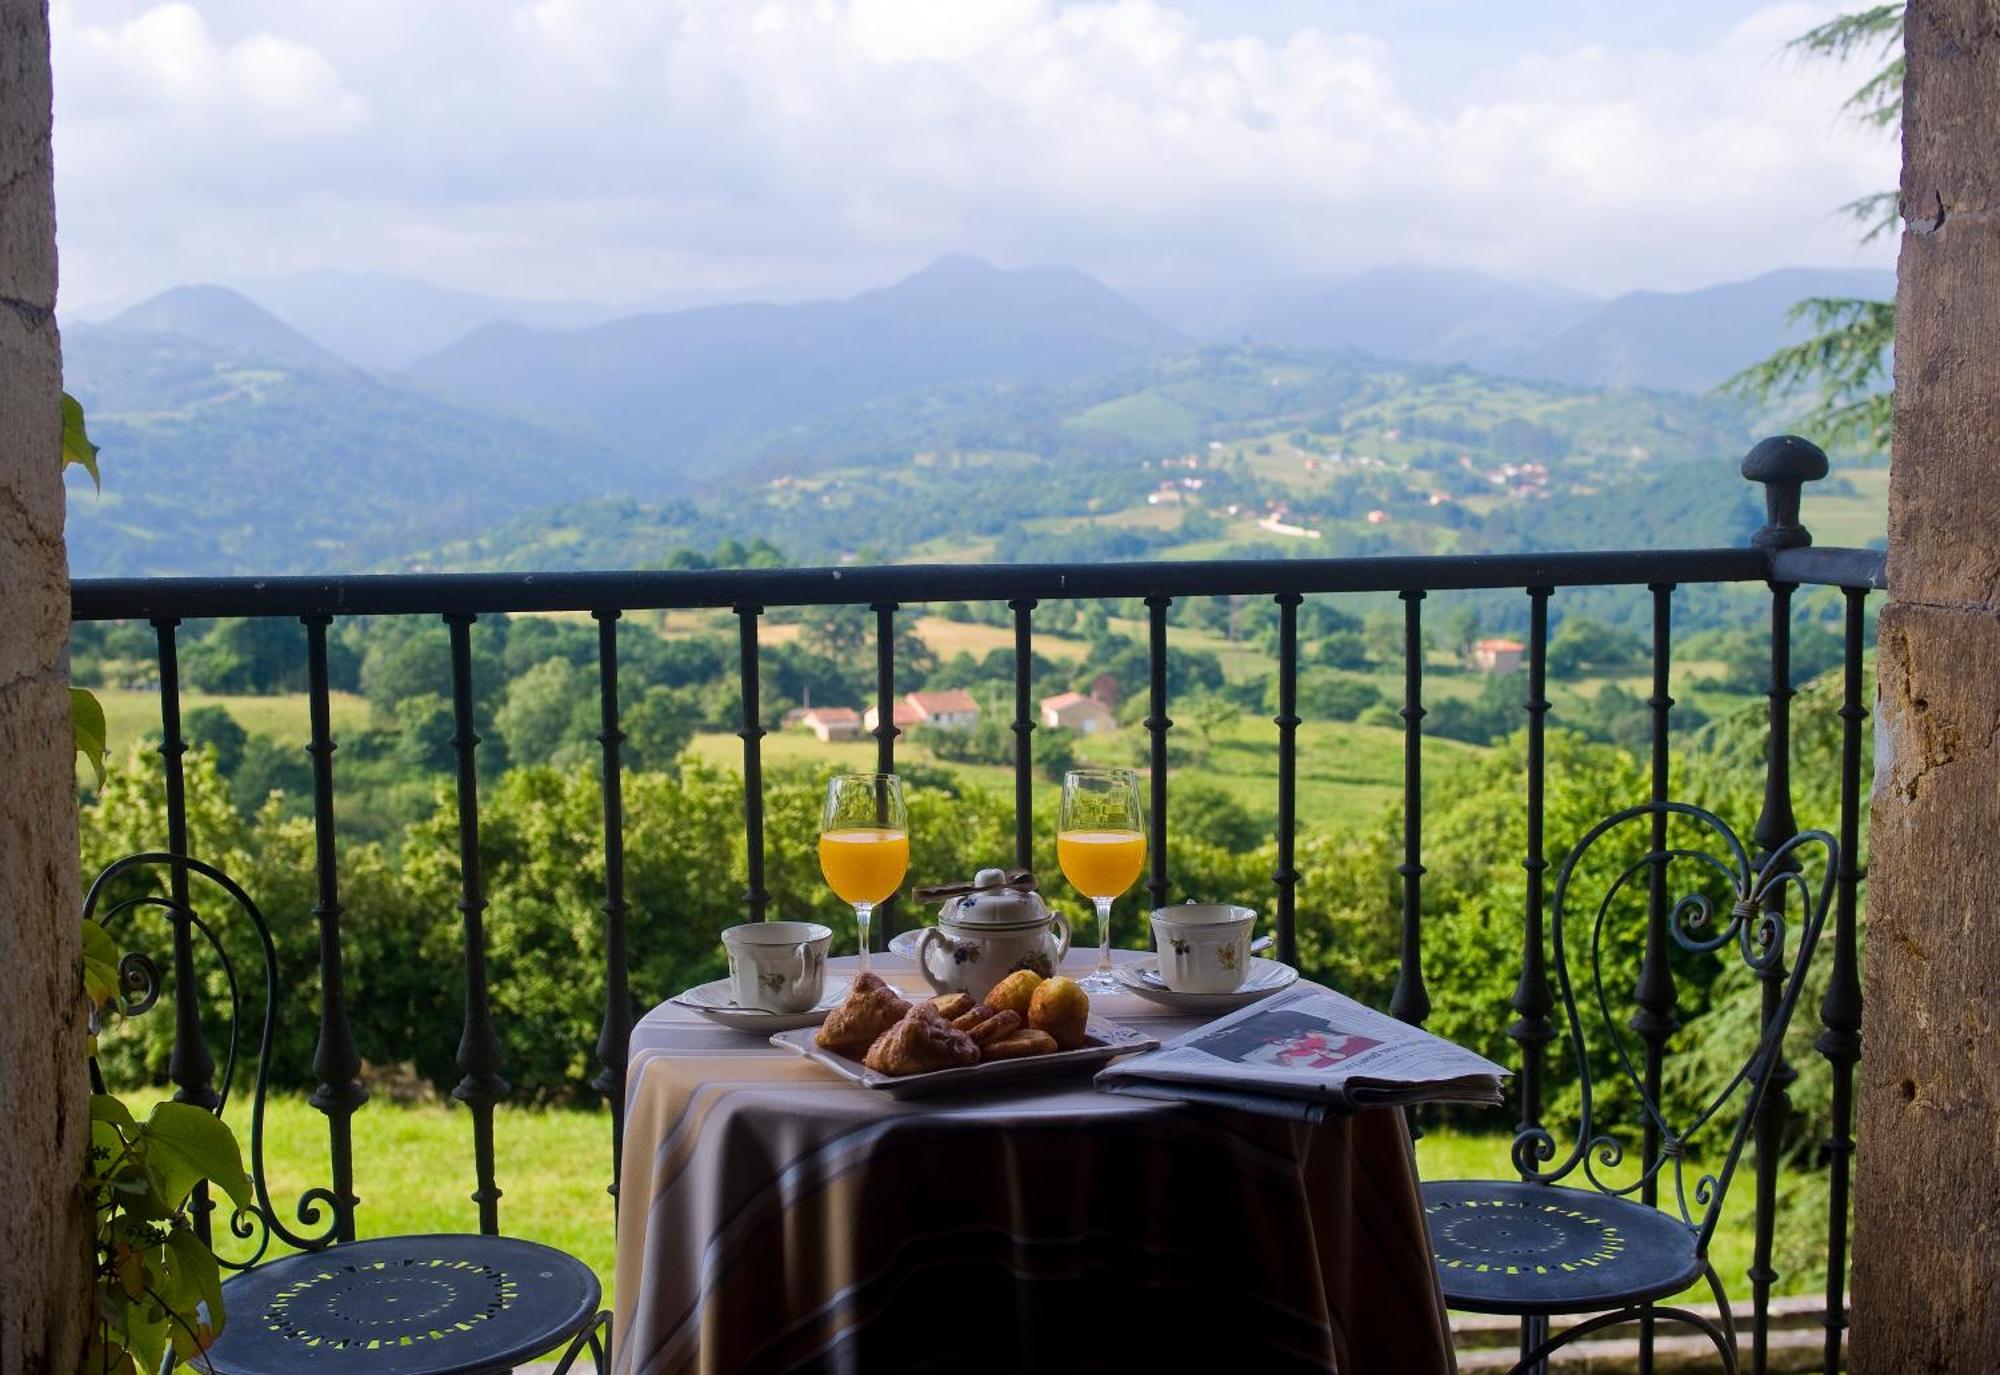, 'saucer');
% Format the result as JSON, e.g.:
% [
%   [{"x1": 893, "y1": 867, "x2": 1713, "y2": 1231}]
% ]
[
  {"x1": 887, "y1": 927, "x2": 926, "y2": 962},
  {"x1": 1111, "y1": 956, "x2": 1298, "y2": 1013},
  {"x1": 671, "y1": 976, "x2": 852, "y2": 1032}
]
